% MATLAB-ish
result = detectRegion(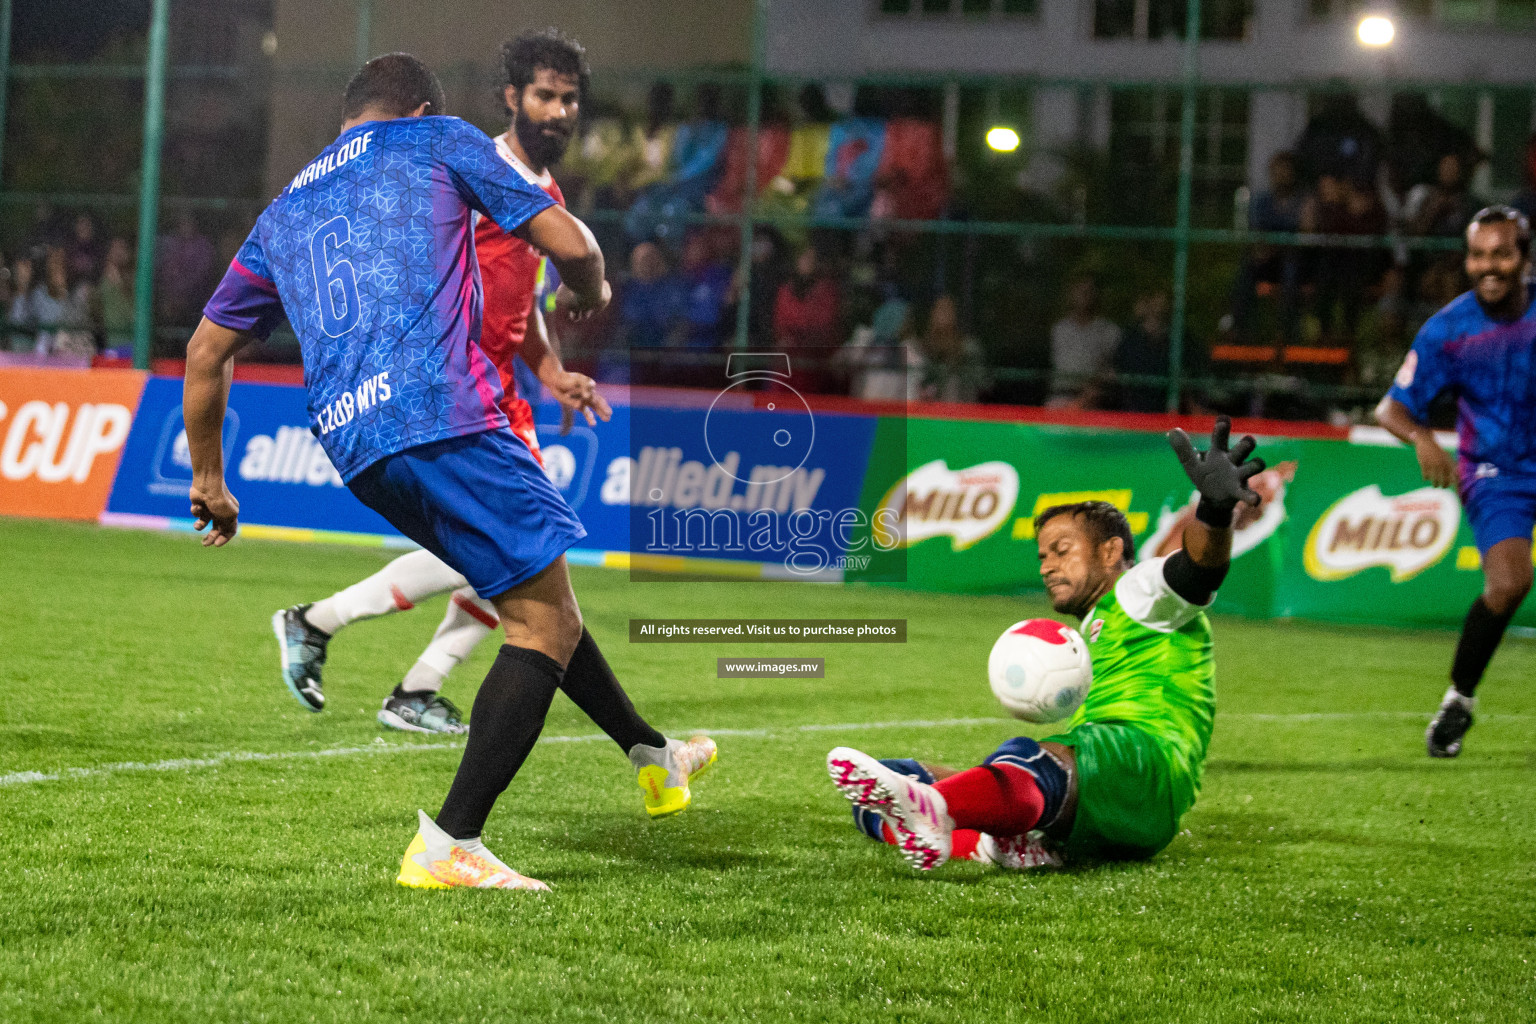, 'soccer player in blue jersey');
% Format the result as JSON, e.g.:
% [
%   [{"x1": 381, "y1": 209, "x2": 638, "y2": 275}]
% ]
[
  {"x1": 181, "y1": 54, "x2": 714, "y2": 890},
  {"x1": 1376, "y1": 206, "x2": 1536, "y2": 758}
]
